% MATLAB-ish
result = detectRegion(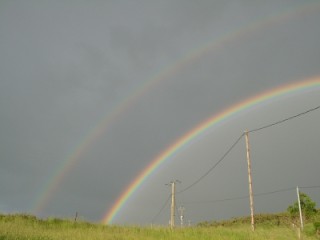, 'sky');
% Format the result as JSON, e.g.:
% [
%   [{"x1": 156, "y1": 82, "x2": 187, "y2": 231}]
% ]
[{"x1": 0, "y1": 0, "x2": 320, "y2": 225}]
